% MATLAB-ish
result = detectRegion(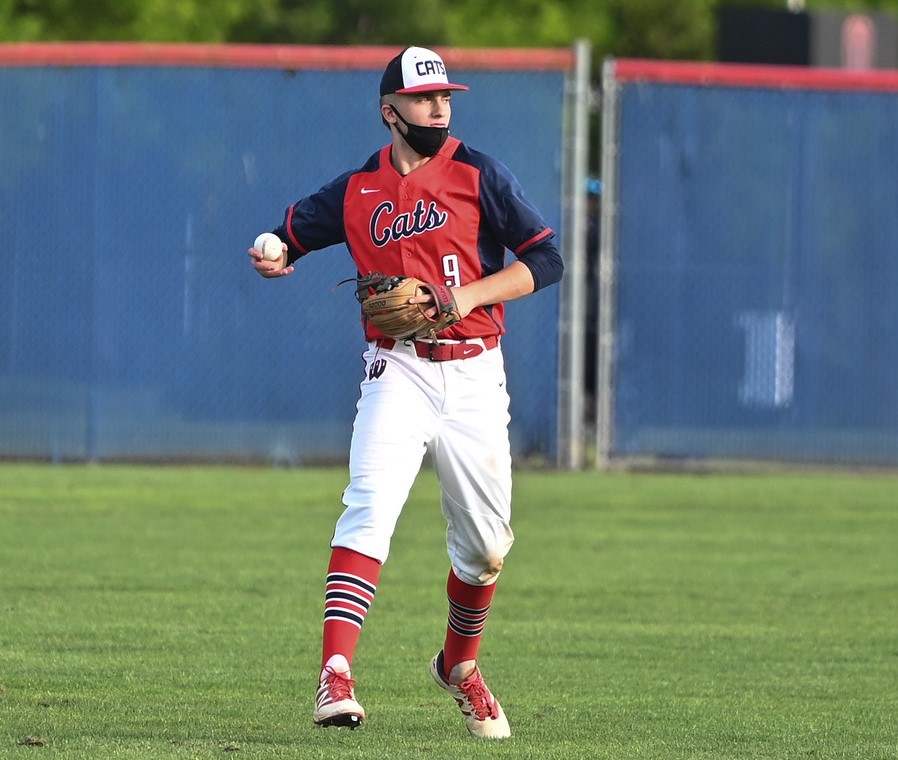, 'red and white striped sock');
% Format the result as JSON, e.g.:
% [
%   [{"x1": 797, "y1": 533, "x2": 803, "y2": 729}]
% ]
[
  {"x1": 320, "y1": 547, "x2": 381, "y2": 677},
  {"x1": 442, "y1": 568, "x2": 496, "y2": 678}
]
